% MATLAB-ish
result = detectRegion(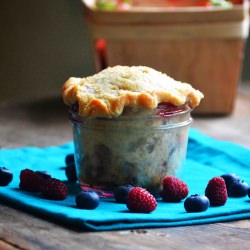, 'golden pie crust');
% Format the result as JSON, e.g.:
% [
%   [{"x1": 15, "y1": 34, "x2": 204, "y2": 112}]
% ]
[{"x1": 62, "y1": 66, "x2": 204, "y2": 117}]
